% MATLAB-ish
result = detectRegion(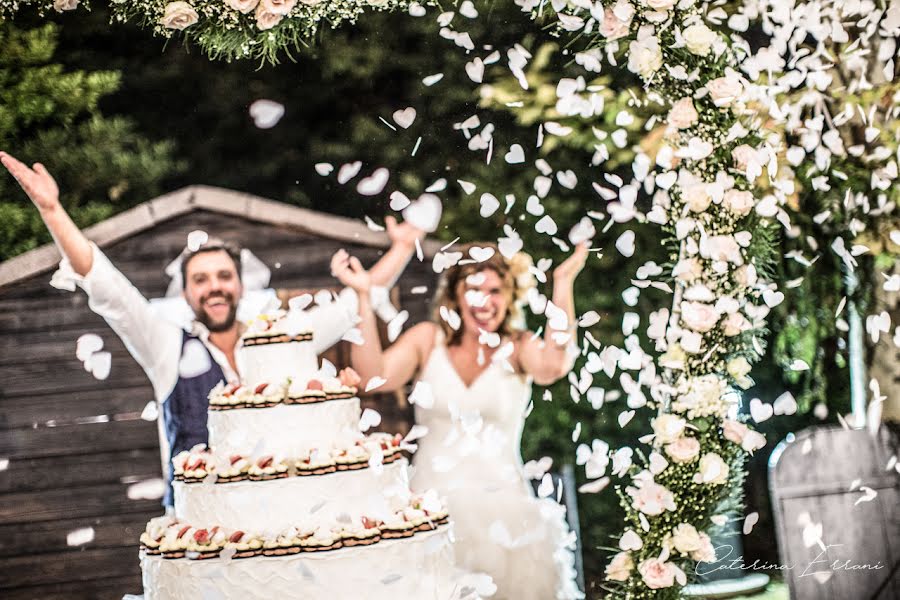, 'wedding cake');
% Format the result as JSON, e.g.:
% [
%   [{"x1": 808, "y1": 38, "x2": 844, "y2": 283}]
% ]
[{"x1": 138, "y1": 306, "x2": 459, "y2": 599}]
